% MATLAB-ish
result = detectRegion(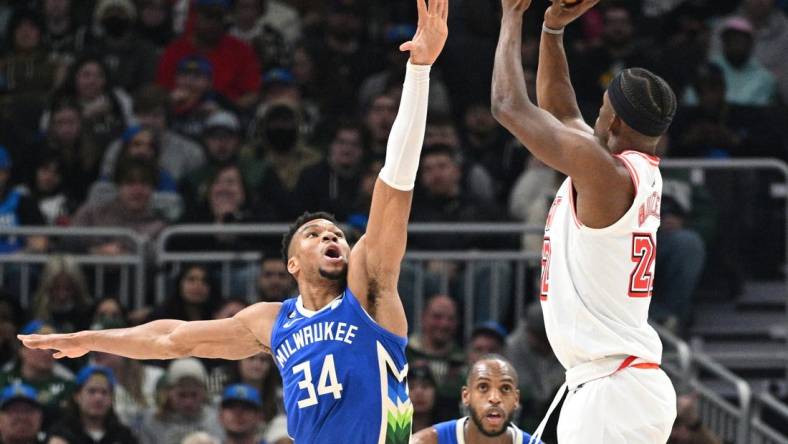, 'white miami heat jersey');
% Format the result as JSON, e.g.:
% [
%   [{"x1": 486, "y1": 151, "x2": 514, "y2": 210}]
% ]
[{"x1": 539, "y1": 150, "x2": 664, "y2": 370}]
